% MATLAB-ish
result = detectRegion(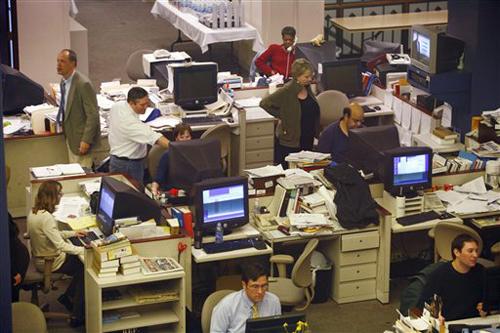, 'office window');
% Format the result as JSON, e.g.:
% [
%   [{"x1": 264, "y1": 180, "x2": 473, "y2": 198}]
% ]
[{"x1": 0, "y1": 0, "x2": 18, "y2": 68}]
